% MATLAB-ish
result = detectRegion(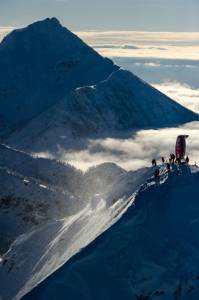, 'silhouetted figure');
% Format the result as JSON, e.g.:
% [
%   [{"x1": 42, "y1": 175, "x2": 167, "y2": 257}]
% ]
[
  {"x1": 161, "y1": 157, "x2": 165, "y2": 164},
  {"x1": 166, "y1": 163, "x2": 171, "y2": 172},
  {"x1": 154, "y1": 168, "x2": 160, "y2": 180},
  {"x1": 152, "y1": 159, "x2": 157, "y2": 167},
  {"x1": 176, "y1": 158, "x2": 181, "y2": 164},
  {"x1": 185, "y1": 156, "x2": 189, "y2": 164},
  {"x1": 170, "y1": 153, "x2": 175, "y2": 163}
]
